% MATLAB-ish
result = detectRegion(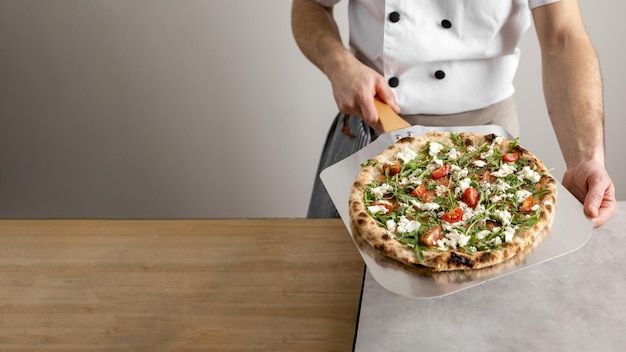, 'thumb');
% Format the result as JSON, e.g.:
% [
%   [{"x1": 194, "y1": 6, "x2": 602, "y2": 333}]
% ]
[{"x1": 583, "y1": 178, "x2": 606, "y2": 218}]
